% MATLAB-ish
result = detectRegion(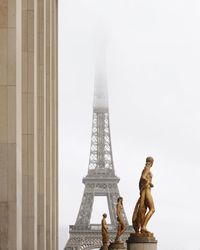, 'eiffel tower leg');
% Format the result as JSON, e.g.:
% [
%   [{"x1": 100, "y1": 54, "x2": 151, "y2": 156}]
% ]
[
  {"x1": 107, "y1": 185, "x2": 120, "y2": 226},
  {"x1": 75, "y1": 185, "x2": 95, "y2": 226},
  {"x1": 107, "y1": 184, "x2": 129, "y2": 226}
]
